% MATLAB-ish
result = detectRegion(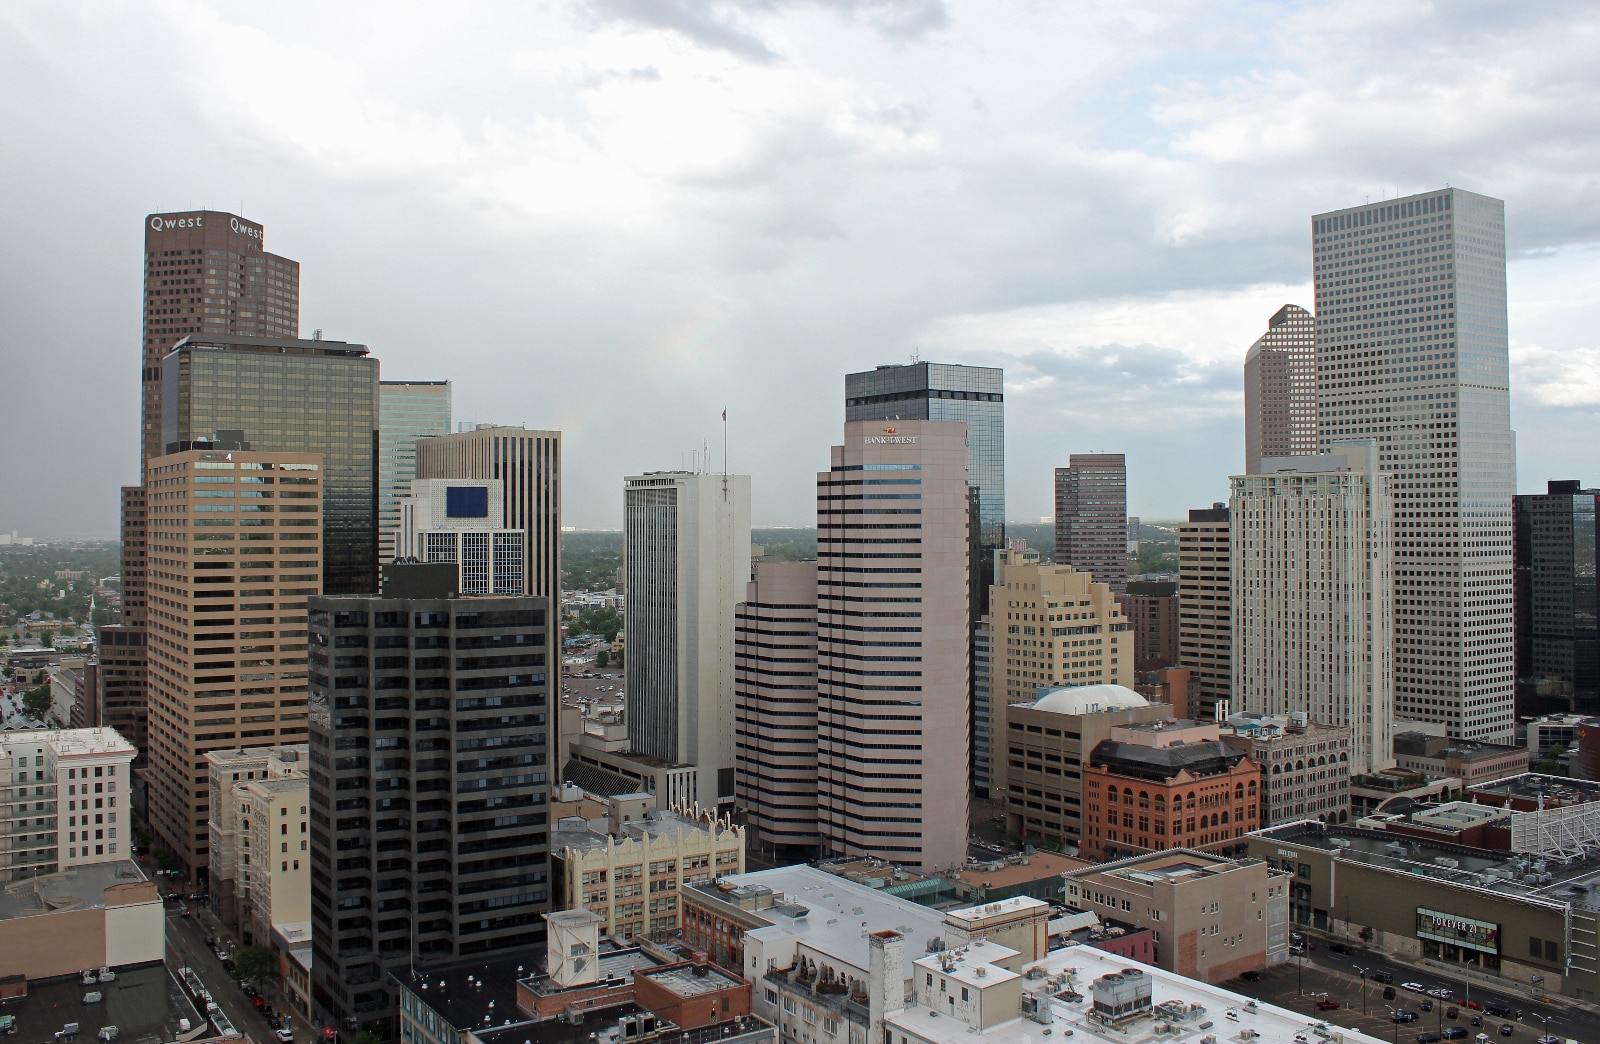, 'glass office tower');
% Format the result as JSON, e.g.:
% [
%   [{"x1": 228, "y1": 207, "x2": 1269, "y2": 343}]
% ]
[
  {"x1": 1514, "y1": 480, "x2": 1600, "y2": 718},
  {"x1": 378, "y1": 380, "x2": 451, "y2": 562},
  {"x1": 161, "y1": 335, "x2": 381, "y2": 594}
]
